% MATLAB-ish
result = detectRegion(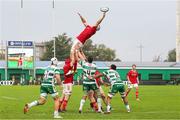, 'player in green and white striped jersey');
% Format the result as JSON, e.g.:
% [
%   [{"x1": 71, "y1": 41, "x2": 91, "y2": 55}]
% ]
[
  {"x1": 24, "y1": 57, "x2": 63, "y2": 118},
  {"x1": 76, "y1": 50, "x2": 100, "y2": 113},
  {"x1": 90, "y1": 64, "x2": 130, "y2": 114}
]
